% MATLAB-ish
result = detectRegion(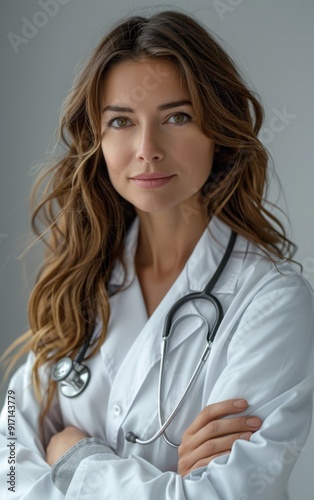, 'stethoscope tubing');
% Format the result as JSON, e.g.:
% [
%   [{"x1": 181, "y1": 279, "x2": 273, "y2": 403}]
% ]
[
  {"x1": 127, "y1": 341, "x2": 212, "y2": 446},
  {"x1": 159, "y1": 294, "x2": 224, "y2": 447},
  {"x1": 130, "y1": 294, "x2": 224, "y2": 447},
  {"x1": 158, "y1": 315, "x2": 213, "y2": 448}
]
